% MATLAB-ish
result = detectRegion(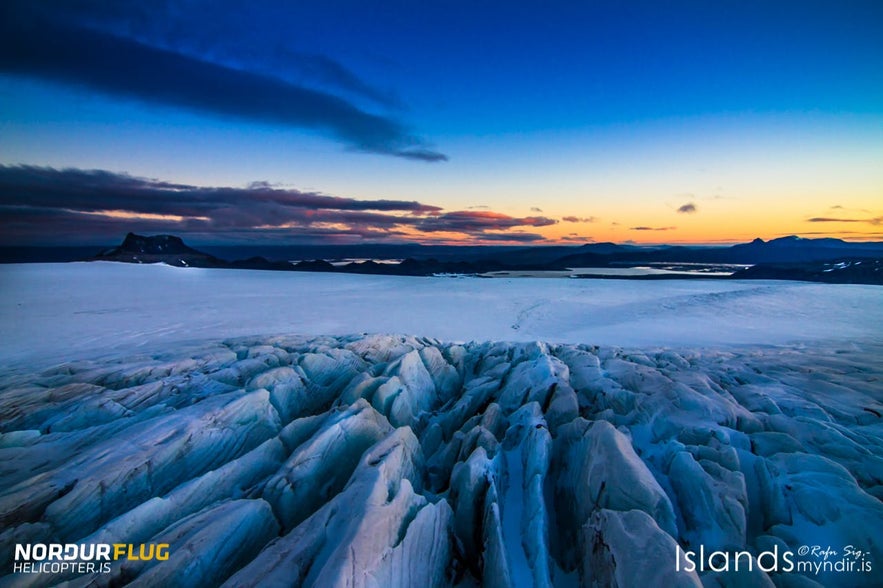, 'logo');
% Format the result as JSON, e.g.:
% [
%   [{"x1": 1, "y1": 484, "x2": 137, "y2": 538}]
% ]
[
  {"x1": 676, "y1": 543, "x2": 873, "y2": 577},
  {"x1": 12, "y1": 543, "x2": 170, "y2": 575},
  {"x1": 677, "y1": 544, "x2": 794, "y2": 574}
]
